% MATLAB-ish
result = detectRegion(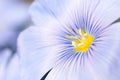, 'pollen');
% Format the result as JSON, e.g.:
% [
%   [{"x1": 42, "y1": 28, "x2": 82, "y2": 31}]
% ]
[{"x1": 66, "y1": 27, "x2": 94, "y2": 53}]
